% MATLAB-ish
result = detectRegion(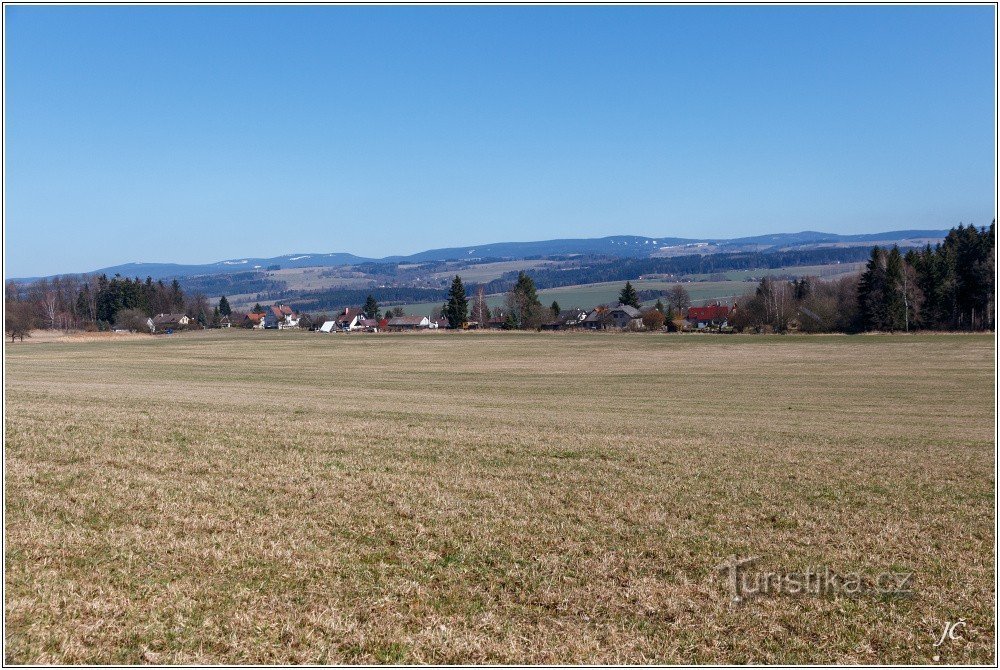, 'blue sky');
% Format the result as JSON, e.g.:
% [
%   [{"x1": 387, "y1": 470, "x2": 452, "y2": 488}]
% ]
[{"x1": 5, "y1": 5, "x2": 996, "y2": 277}]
